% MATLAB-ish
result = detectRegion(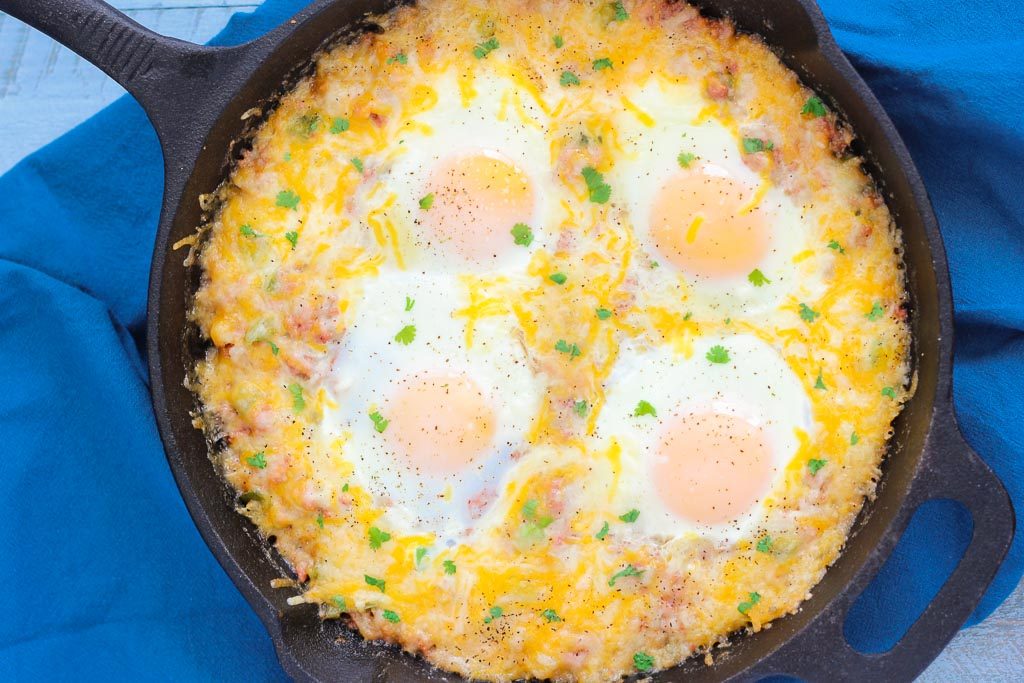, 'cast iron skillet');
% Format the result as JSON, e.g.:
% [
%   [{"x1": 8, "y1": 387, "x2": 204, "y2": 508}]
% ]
[{"x1": 1, "y1": 0, "x2": 1014, "y2": 680}]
